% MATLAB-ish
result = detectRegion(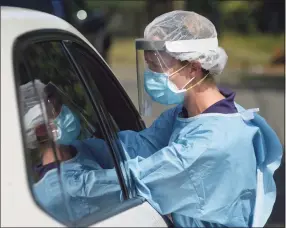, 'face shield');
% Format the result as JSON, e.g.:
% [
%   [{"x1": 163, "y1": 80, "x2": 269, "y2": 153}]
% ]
[
  {"x1": 136, "y1": 11, "x2": 228, "y2": 121},
  {"x1": 136, "y1": 39, "x2": 183, "y2": 118},
  {"x1": 24, "y1": 81, "x2": 81, "y2": 150},
  {"x1": 43, "y1": 82, "x2": 81, "y2": 146},
  {"x1": 23, "y1": 80, "x2": 81, "y2": 169},
  {"x1": 135, "y1": 37, "x2": 223, "y2": 119},
  {"x1": 21, "y1": 80, "x2": 52, "y2": 150},
  {"x1": 43, "y1": 83, "x2": 64, "y2": 141}
]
